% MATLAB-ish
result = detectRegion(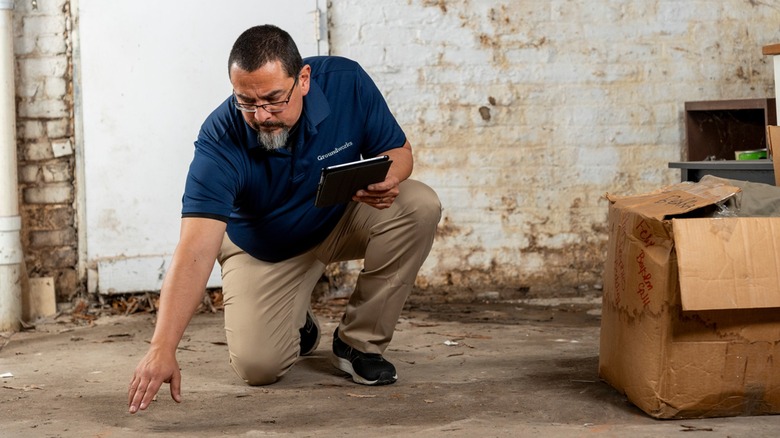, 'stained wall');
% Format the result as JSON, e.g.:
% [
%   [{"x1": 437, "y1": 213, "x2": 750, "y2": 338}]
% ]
[
  {"x1": 11, "y1": 0, "x2": 780, "y2": 298},
  {"x1": 328, "y1": 0, "x2": 779, "y2": 293}
]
